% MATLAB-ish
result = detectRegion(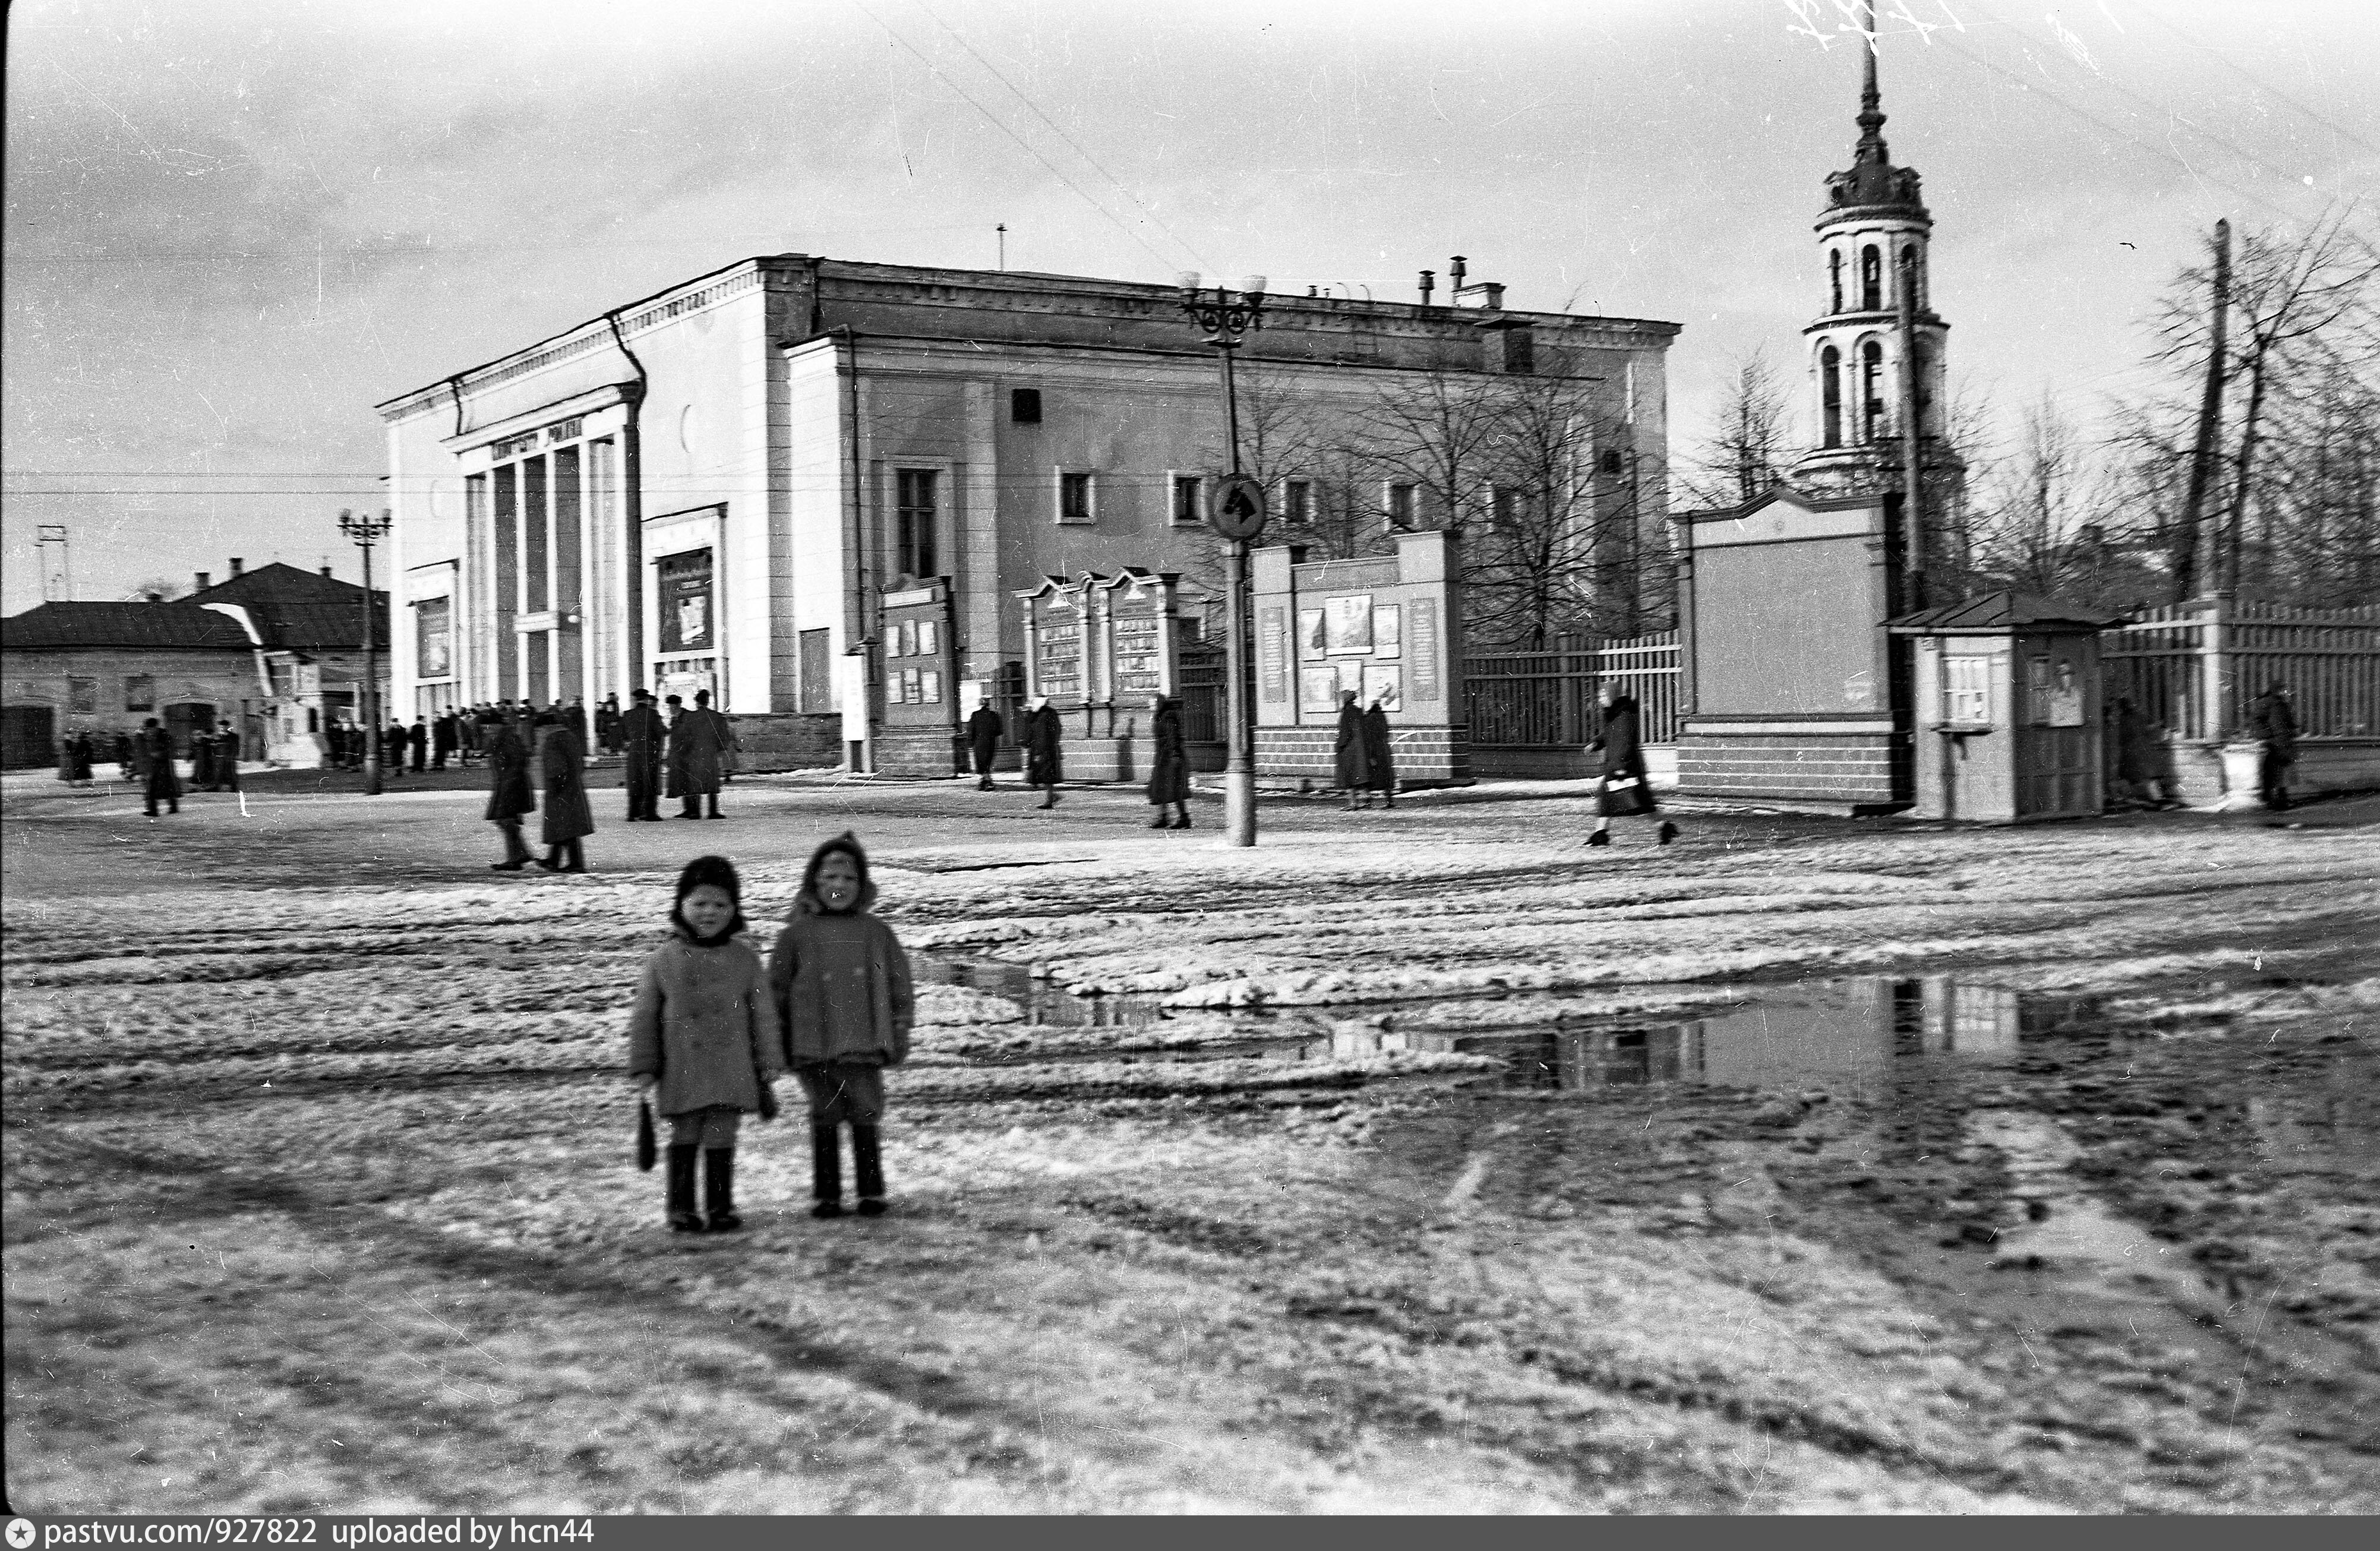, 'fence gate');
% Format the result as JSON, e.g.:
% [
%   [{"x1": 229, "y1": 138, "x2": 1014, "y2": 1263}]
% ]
[{"x1": 1464, "y1": 630, "x2": 1680, "y2": 779}]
